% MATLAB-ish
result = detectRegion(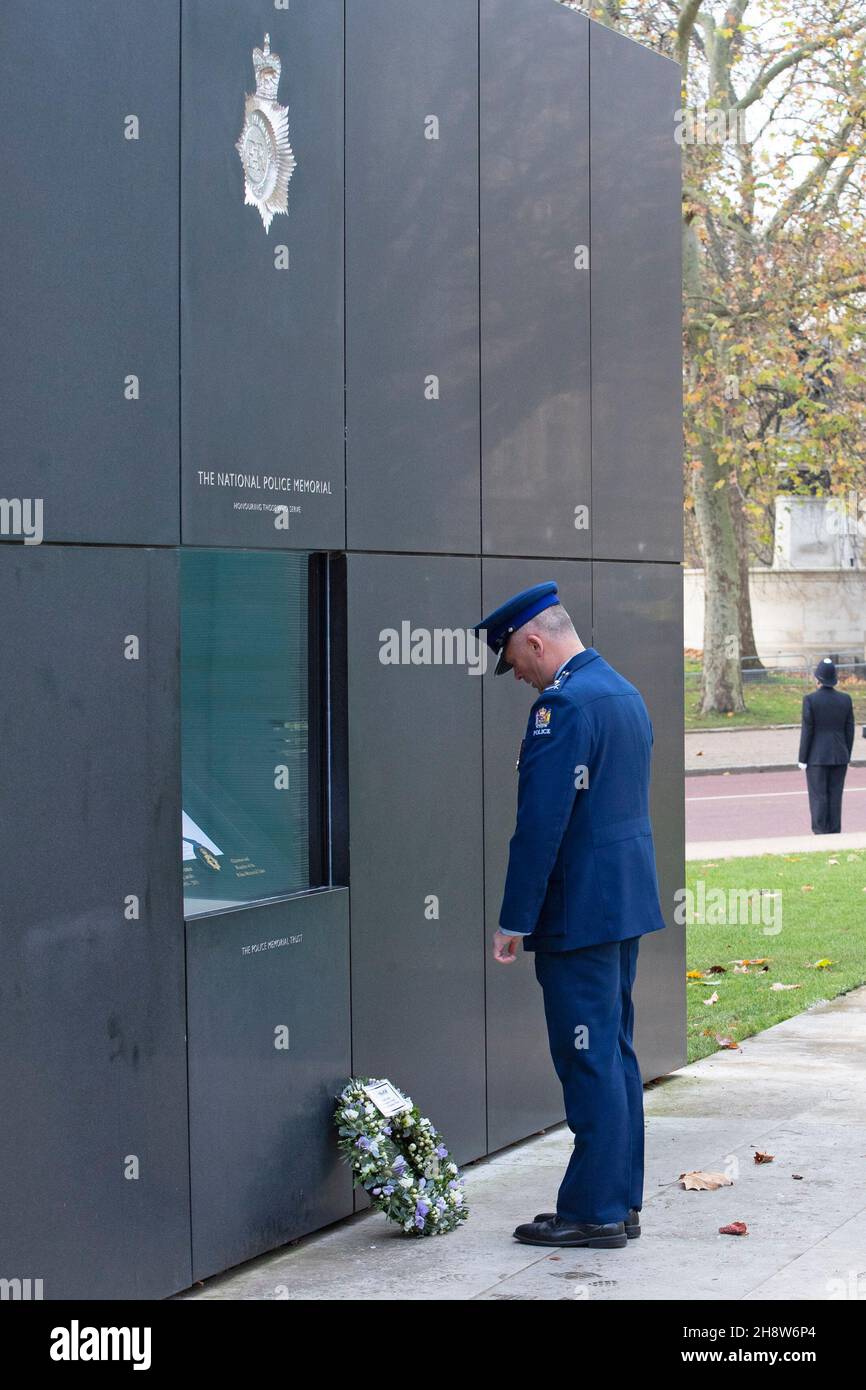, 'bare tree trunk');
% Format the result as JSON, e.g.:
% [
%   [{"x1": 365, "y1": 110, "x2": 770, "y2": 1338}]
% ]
[
  {"x1": 692, "y1": 440, "x2": 747, "y2": 714},
  {"x1": 730, "y1": 483, "x2": 764, "y2": 671}
]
